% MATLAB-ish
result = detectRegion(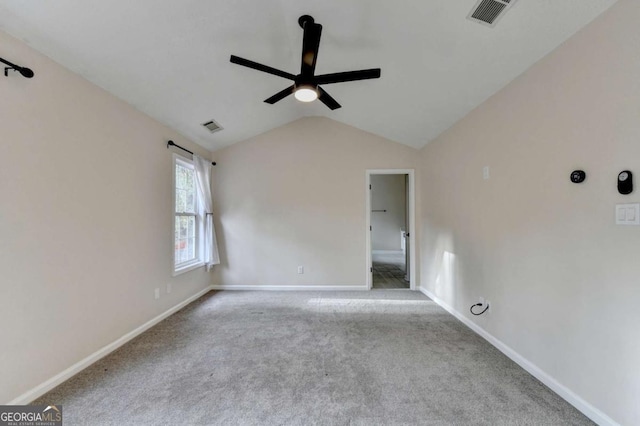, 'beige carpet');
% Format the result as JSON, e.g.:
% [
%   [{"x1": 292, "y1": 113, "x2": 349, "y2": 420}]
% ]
[{"x1": 35, "y1": 290, "x2": 592, "y2": 425}]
